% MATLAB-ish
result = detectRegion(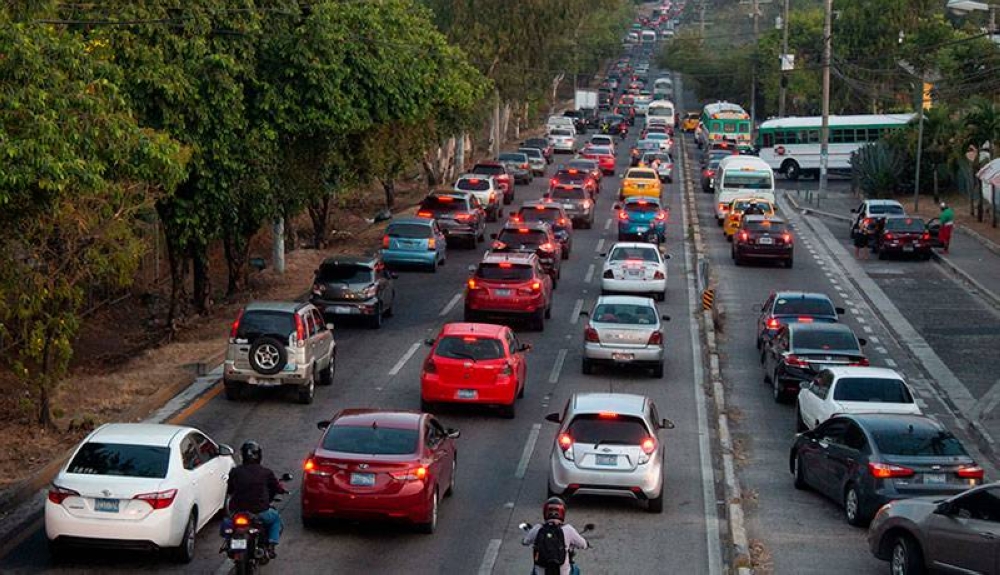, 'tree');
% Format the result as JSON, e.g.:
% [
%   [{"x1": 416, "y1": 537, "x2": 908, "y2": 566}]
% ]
[
  {"x1": 0, "y1": 17, "x2": 187, "y2": 426},
  {"x1": 962, "y1": 98, "x2": 1000, "y2": 221}
]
